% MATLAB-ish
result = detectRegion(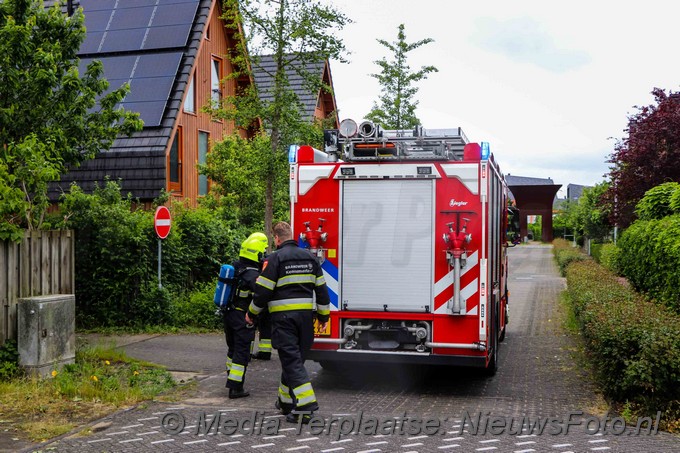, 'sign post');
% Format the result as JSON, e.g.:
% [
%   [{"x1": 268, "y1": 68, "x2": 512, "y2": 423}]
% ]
[{"x1": 154, "y1": 206, "x2": 172, "y2": 288}]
